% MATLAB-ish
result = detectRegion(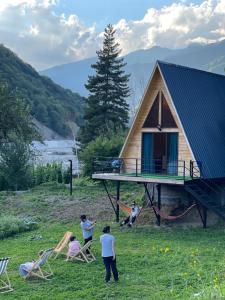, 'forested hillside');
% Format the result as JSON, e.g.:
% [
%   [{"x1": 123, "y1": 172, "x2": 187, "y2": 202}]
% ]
[{"x1": 0, "y1": 45, "x2": 85, "y2": 137}]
